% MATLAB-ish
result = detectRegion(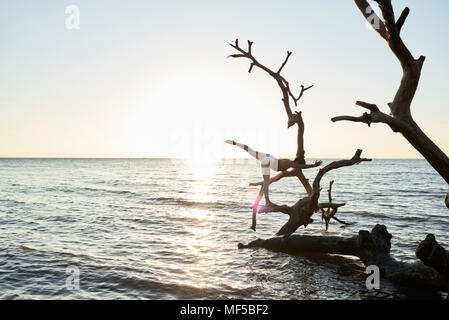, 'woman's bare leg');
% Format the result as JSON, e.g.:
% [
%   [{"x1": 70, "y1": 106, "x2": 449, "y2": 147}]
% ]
[
  {"x1": 251, "y1": 186, "x2": 264, "y2": 231},
  {"x1": 251, "y1": 175, "x2": 272, "y2": 231},
  {"x1": 263, "y1": 174, "x2": 272, "y2": 205},
  {"x1": 252, "y1": 185, "x2": 264, "y2": 211},
  {"x1": 224, "y1": 140, "x2": 261, "y2": 160}
]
